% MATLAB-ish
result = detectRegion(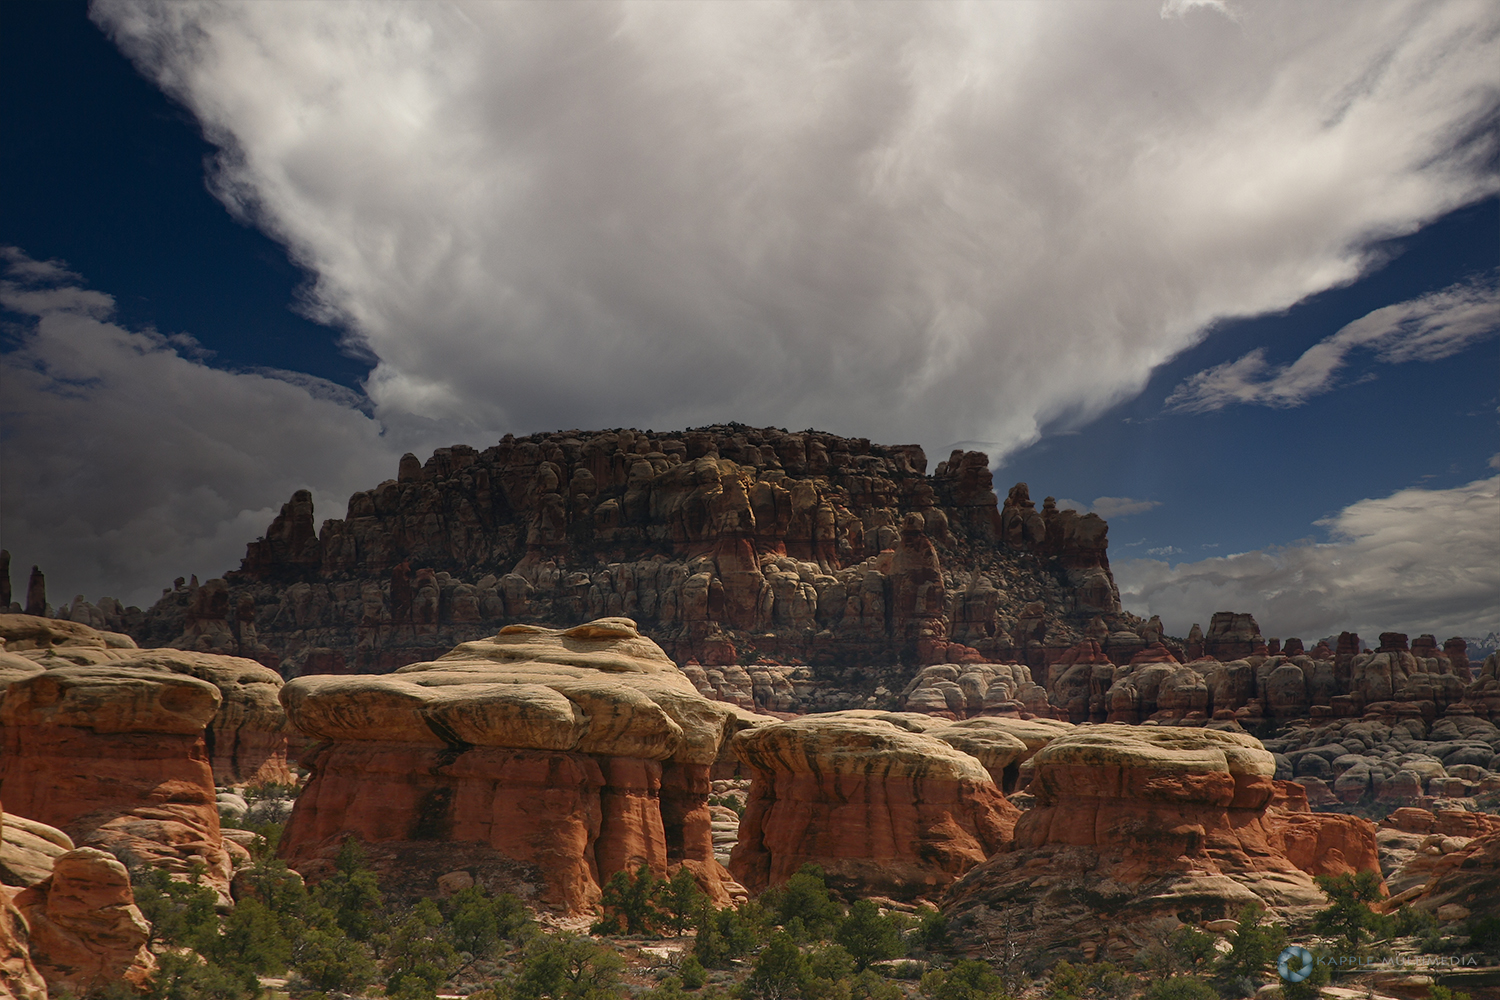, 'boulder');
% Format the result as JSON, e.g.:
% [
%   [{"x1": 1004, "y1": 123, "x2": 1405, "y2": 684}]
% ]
[
  {"x1": 728, "y1": 712, "x2": 1017, "y2": 900},
  {"x1": 1, "y1": 814, "x2": 73, "y2": 890},
  {"x1": 0, "y1": 809, "x2": 46, "y2": 1000},
  {"x1": 279, "y1": 618, "x2": 754, "y2": 912},
  {"x1": 12, "y1": 848, "x2": 154, "y2": 996}
]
